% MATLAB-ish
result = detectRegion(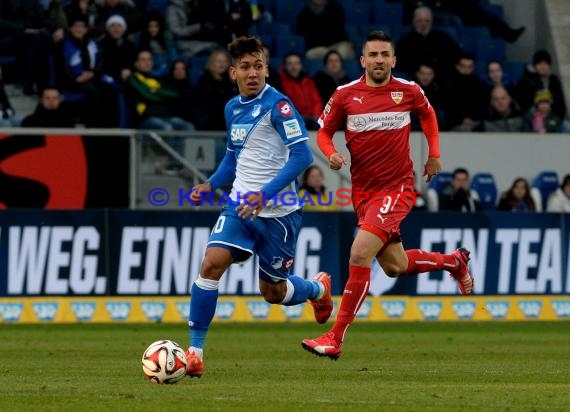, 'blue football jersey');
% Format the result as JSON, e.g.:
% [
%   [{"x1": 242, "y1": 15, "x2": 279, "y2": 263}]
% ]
[{"x1": 223, "y1": 84, "x2": 309, "y2": 217}]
